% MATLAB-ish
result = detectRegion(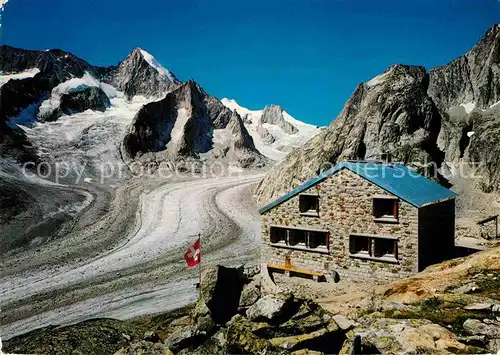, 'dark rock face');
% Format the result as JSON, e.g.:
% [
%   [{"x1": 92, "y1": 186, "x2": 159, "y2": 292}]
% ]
[
  {"x1": 109, "y1": 47, "x2": 180, "y2": 100},
  {"x1": 260, "y1": 105, "x2": 298, "y2": 134},
  {"x1": 0, "y1": 45, "x2": 99, "y2": 82},
  {"x1": 428, "y1": 24, "x2": 500, "y2": 111},
  {"x1": 121, "y1": 80, "x2": 265, "y2": 168},
  {"x1": 60, "y1": 86, "x2": 111, "y2": 113},
  {"x1": 42, "y1": 86, "x2": 111, "y2": 122},
  {"x1": 0, "y1": 75, "x2": 51, "y2": 121},
  {"x1": 0, "y1": 124, "x2": 39, "y2": 164},
  {"x1": 256, "y1": 24, "x2": 500, "y2": 203},
  {"x1": 0, "y1": 45, "x2": 104, "y2": 163}
]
